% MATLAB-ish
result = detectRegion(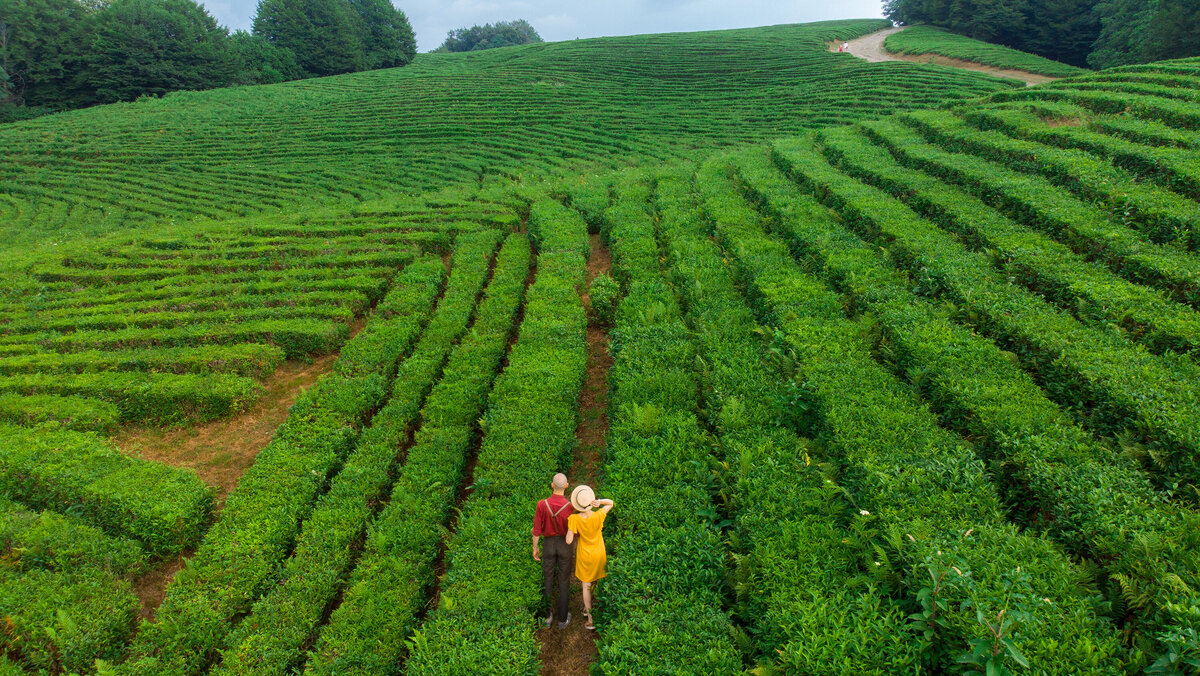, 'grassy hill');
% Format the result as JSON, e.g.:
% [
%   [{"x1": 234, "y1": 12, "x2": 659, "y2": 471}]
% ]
[
  {"x1": 0, "y1": 19, "x2": 1028, "y2": 252},
  {"x1": 1, "y1": 18, "x2": 1200, "y2": 676}
]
